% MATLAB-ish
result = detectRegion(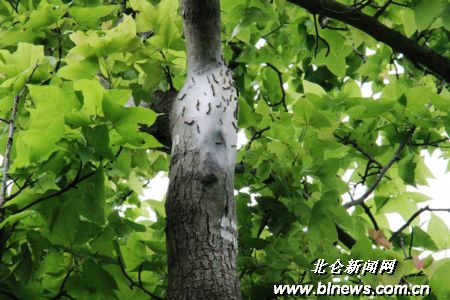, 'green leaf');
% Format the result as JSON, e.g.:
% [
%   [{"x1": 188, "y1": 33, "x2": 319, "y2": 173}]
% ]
[
  {"x1": 73, "y1": 79, "x2": 104, "y2": 116},
  {"x1": 302, "y1": 79, "x2": 326, "y2": 96},
  {"x1": 428, "y1": 214, "x2": 450, "y2": 248},
  {"x1": 69, "y1": 5, "x2": 117, "y2": 29},
  {"x1": 25, "y1": 0, "x2": 63, "y2": 30},
  {"x1": 308, "y1": 200, "x2": 338, "y2": 244},
  {"x1": 398, "y1": 154, "x2": 416, "y2": 186},
  {"x1": 430, "y1": 260, "x2": 450, "y2": 299},
  {"x1": 0, "y1": 210, "x2": 37, "y2": 230},
  {"x1": 412, "y1": 226, "x2": 438, "y2": 251},
  {"x1": 402, "y1": 8, "x2": 417, "y2": 37},
  {"x1": 414, "y1": 0, "x2": 446, "y2": 31},
  {"x1": 238, "y1": 98, "x2": 262, "y2": 128},
  {"x1": 83, "y1": 125, "x2": 114, "y2": 160},
  {"x1": 15, "y1": 120, "x2": 65, "y2": 166},
  {"x1": 102, "y1": 93, "x2": 157, "y2": 146},
  {"x1": 58, "y1": 56, "x2": 99, "y2": 80}
]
